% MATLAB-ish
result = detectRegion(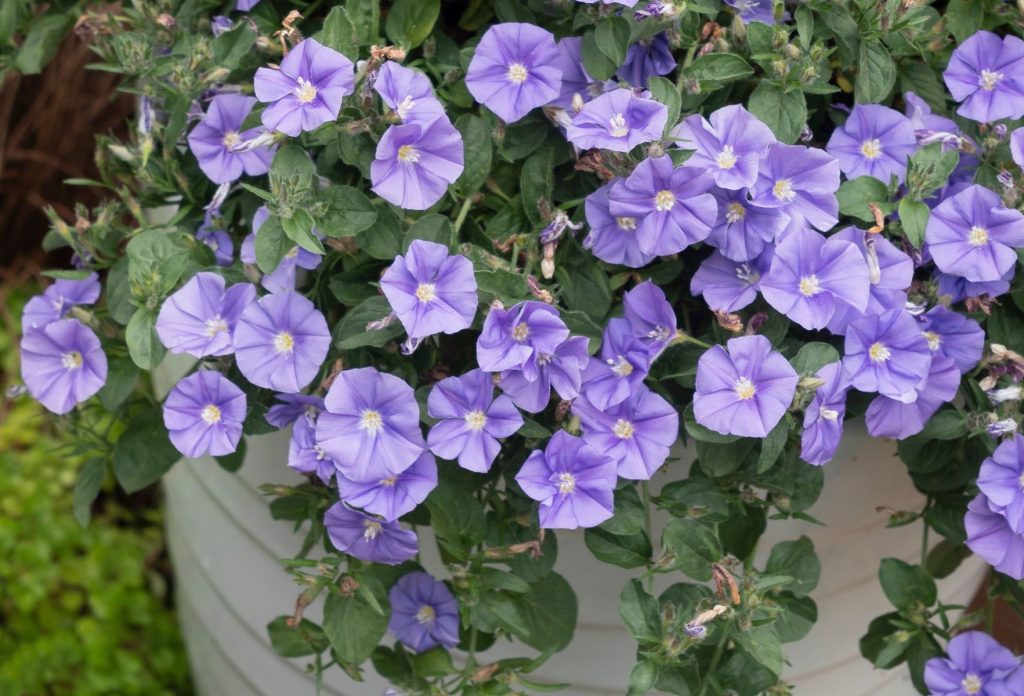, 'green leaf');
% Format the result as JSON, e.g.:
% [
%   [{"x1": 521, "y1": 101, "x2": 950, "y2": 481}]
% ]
[
  {"x1": 907, "y1": 142, "x2": 960, "y2": 200},
  {"x1": 403, "y1": 214, "x2": 455, "y2": 251},
  {"x1": 878, "y1": 558, "x2": 937, "y2": 610},
  {"x1": 899, "y1": 198, "x2": 929, "y2": 249},
  {"x1": 765, "y1": 536, "x2": 820, "y2": 597},
  {"x1": 656, "y1": 479, "x2": 731, "y2": 523},
  {"x1": 112, "y1": 409, "x2": 179, "y2": 493},
  {"x1": 125, "y1": 308, "x2": 166, "y2": 370},
  {"x1": 627, "y1": 661, "x2": 658, "y2": 696},
  {"x1": 756, "y1": 417, "x2": 789, "y2": 474},
  {"x1": 333, "y1": 296, "x2": 403, "y2": 349},
  {"x1": 520, "y1": 148, "x2": 555, "y2": 225},
  {"x1": 855, "y1": 43, "x2": 896, "y2": 104},
  {"x1": 454, "y1": 114, "x2": 492, "y2": 194},
  {"x1": 686, "y1": 53, "x2": 754, "y2": 83},
  {"x1": 898, "y1": 61, "x2": 946, "y2": 112},
  {"x1": 425, "y1": 480, "x2": 487, "y2": 559},
  {"x1": 98, "y1": 356, "x2": 139, "y2": 411},
  {"x1": 925, "y1": 538, "x2": 971, "y2": 579},
  {"x1": 281, "y1": 208, "x2": 325, "y2": 254},
  {"x1": 14, "y1": 14, "x2": 71, "y2": 74},
  {"x1": 595, "y1": 15, "x2": 632, "y2": 68},
  {"x1": 476, "y1": 268, "x2": 529, "y2": 304},
  {"x1": 646, "y1": 77, "x2": 682, "y2": 135},
  {"x1": 254, "y1": 215, "x2": 291, "y2": 274},
  {"x1": 323, "y1": 590, "x2": 389, "y2": 664},
  {"x1": 600, "y1": 485, "x2": 646, "y2": 536},
  {"x1": 212, "y1": 22, "x2": 257, "y2": 70},
  {"x1": 584, "y1": 527, "x2": 651, "y2": 569},
  {"x1": 385, "y1": 0, "x2": 439, "y2": 48},
  {"x1": 790, "y1": 342, "x2": 840, "y2": 376},
  {"x1": 517, "y1": 418, "x2": 551, "y2": 439},
  {"x1": 318, "y1": 185, "x2": 378, "y2": 237},
  {"x1": 773, "y1": 593, "x2": 817, "y2": 643},
  {"x1": 747, "y1": 83, "x2": 806, "y2": 144},
  {"x1": 318, "y1": 5, "x2": 358, "y2": 59},
  {"x1": 215, "y1": 438, "x2": 247, "y2": 473},
  {"x1": 836, "y1": 176, "x2": 889, "y2": 223},
  {"x1": 267, "y1": 616, "x2": 329, "y2": 658},
  {"x1": 945, "y1": 0, "x2": 984, "y2": 44},
  {"x1": 413, "y1": 647, "x2": 457, "y2": 676},
  {"x1": 581, "y1": 29, "x2": 618, "y2": 81},
  {"x1": 270, "y1": 144, "x2": 316, "y2": 191},
  {"x1": 356, "y1": 205, "x2": 403, "y2": 259},
  {"x1": 661, "y1": 519, "x2": 722, "y2": 581},
  {"x1": 734, "y1": 625, "x2": 785, "y2": 678},
  {"x1": 72, "y1": 459, "x2": 106, "y2": 527},
  {"x1": 479, "y1": 573, "x2": 577, "y2": 652},
  {"x1": 619, "y1": 579, "x2": 661, "y2": 644},
  {"x1": 346, "y1": 0, "x2": 380, "y2": 45}
]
